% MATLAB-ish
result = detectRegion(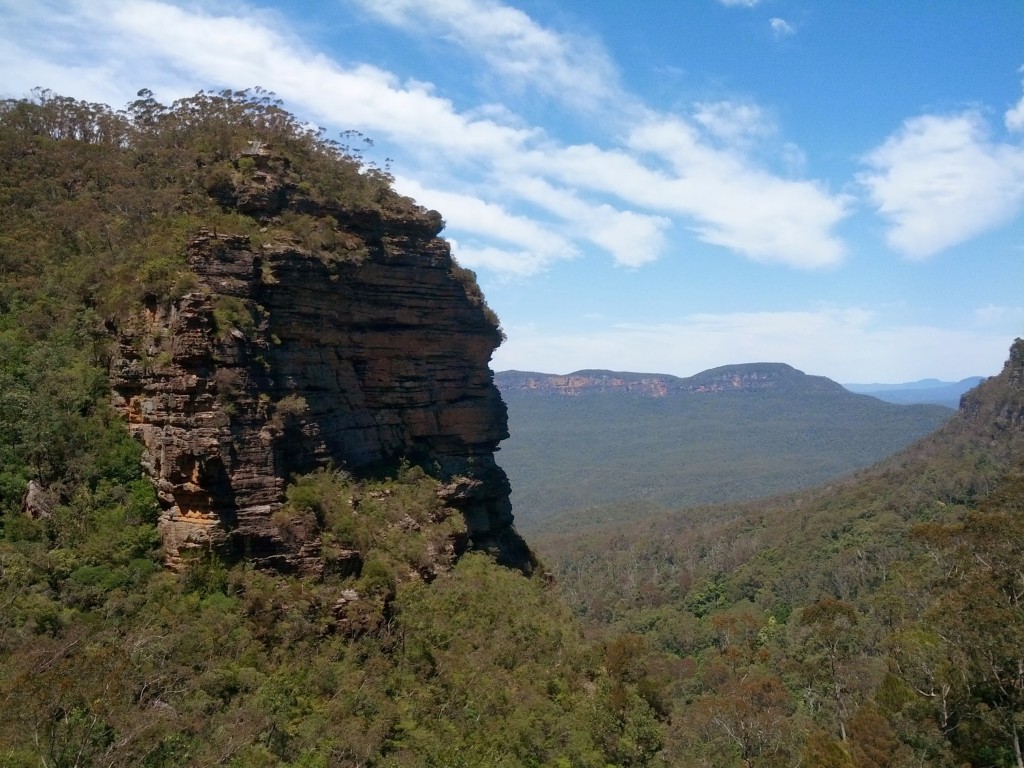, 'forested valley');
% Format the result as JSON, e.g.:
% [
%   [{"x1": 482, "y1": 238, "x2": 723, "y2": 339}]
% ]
[
  {"x1": 1, "y1": 88, "x2": 1024, "y2": 767},
  {"x1": 532, "y1": 344, "x2": 1024, "y2": 767},
  {"x1": 495, "y1": 366, "x2": 953, "y2": 529}
]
